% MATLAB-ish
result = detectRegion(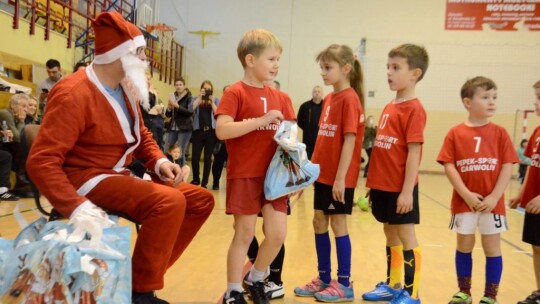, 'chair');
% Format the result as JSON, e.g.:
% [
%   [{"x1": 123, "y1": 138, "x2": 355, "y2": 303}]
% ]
[{"x1": 21, "y1": 124, "x2": 141, "y2": 232}]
